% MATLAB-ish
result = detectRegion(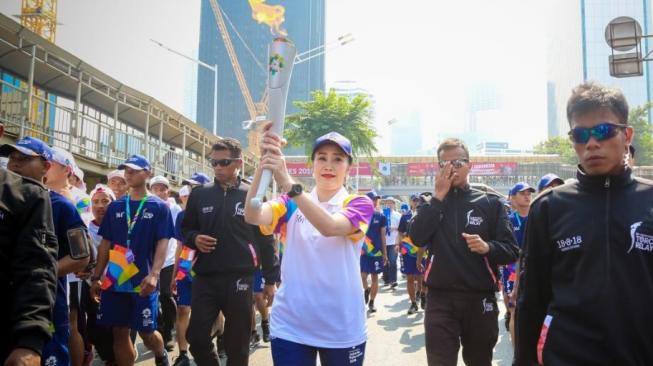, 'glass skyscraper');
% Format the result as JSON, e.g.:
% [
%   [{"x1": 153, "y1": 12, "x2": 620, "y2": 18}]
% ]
[
  {"x1": 196, "y1": 0, "x2": 325, "y2": 146},
  {"x1": 581, "y1": 0, "x2": 653, "y2": 109}
]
